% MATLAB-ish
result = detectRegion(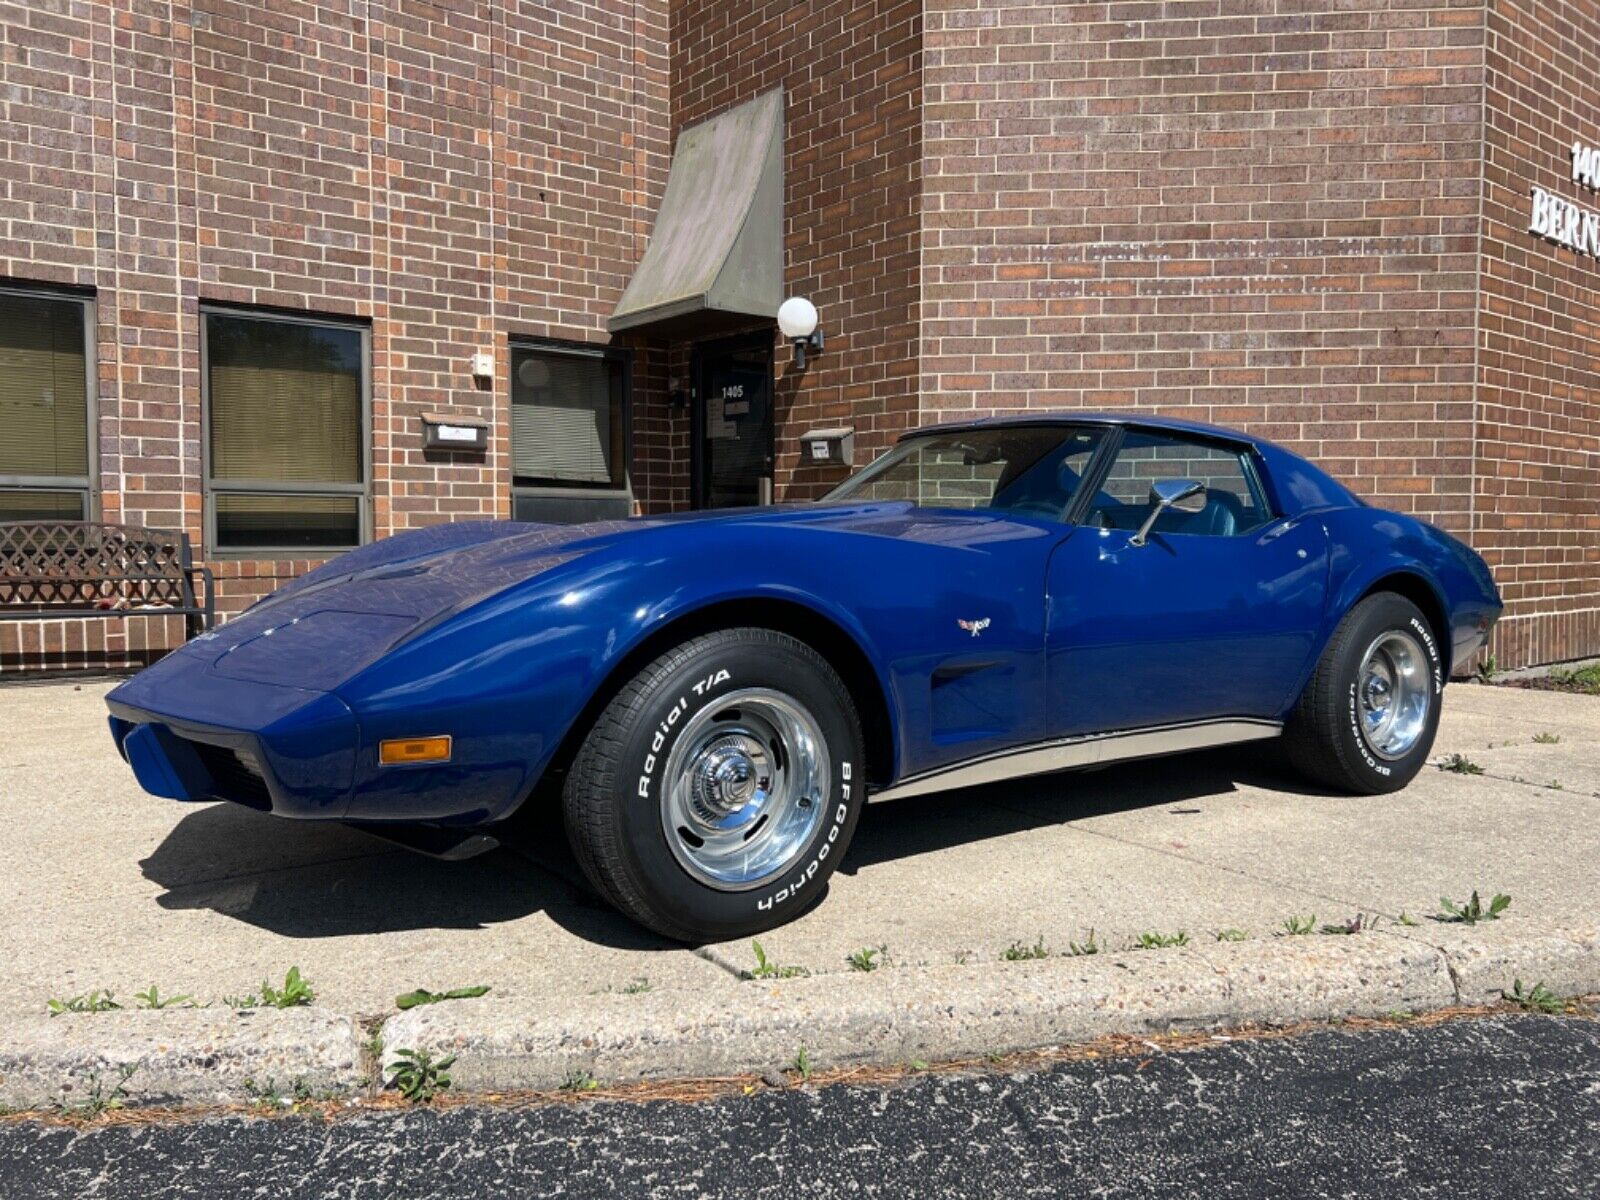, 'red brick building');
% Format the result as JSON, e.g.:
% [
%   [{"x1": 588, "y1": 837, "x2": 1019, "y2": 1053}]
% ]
[{"x1": 0, "y1": 0, "x2": 1595, "y2": 672}]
